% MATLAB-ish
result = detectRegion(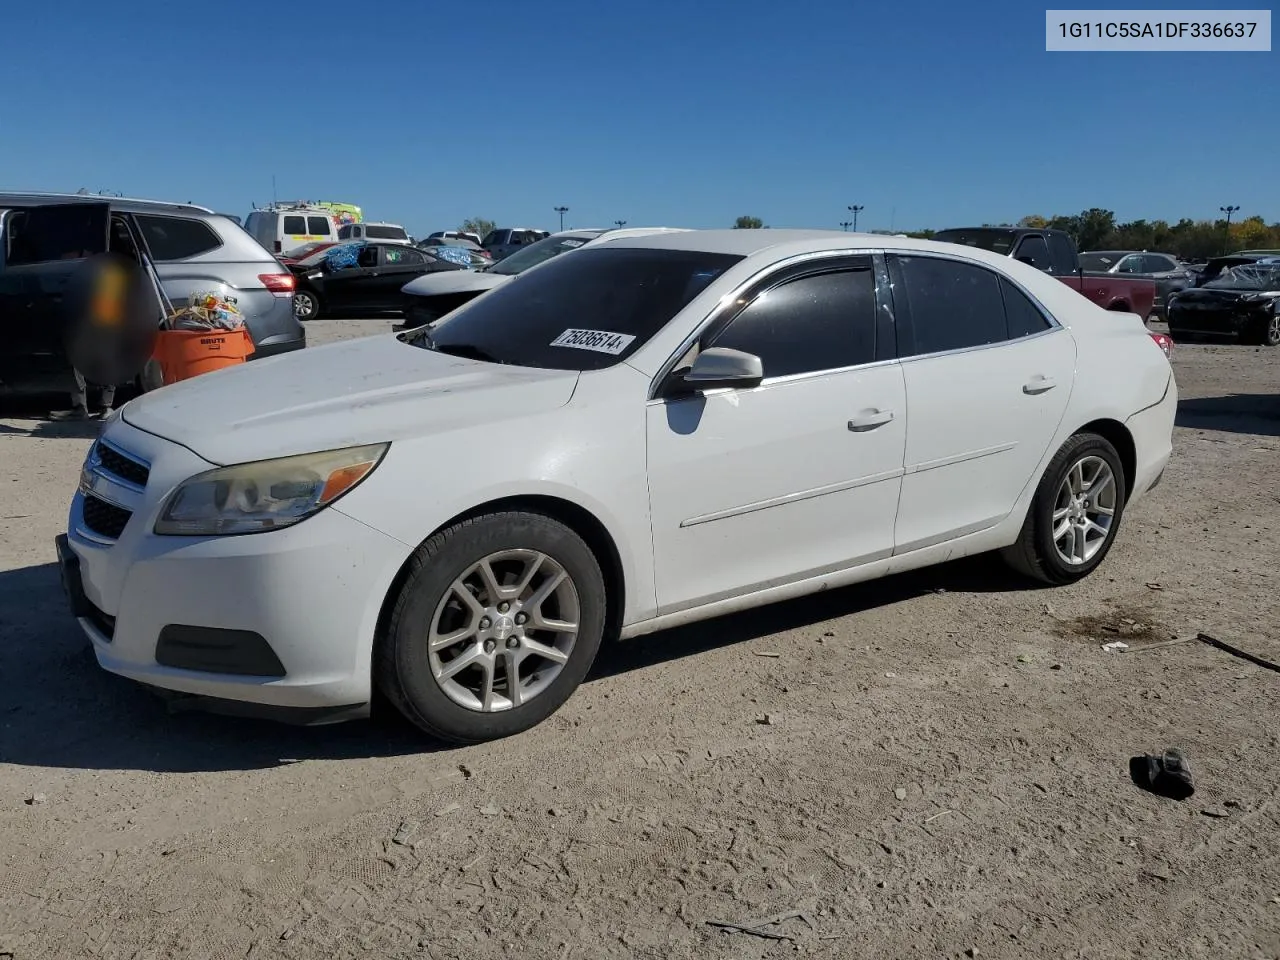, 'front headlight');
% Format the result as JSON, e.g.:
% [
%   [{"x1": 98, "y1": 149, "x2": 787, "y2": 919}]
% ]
[{"x1": 154, "y1": 443, "x2": 388, "y2": 536}]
